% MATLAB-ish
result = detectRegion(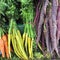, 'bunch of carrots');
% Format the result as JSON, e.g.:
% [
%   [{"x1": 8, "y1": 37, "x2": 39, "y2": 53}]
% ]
[
  {"x1": 8, "y1": 19, "x2": 28, "y2": 60},
  {"x1": 0, "y1": 27, "x2": 13, "y2": 59},
  {"x1": 20, "y1": 0, "x2": 36, "y2": 58},
  {"x1": 1, "y1": 0, "x2": 60, "y2": 59},
  {"x1": 0, "y1": 28, "x2": 9, "y2": 58},
  {"x1": 34, "y1": 0, "x2": 60, "y2": 57}
]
